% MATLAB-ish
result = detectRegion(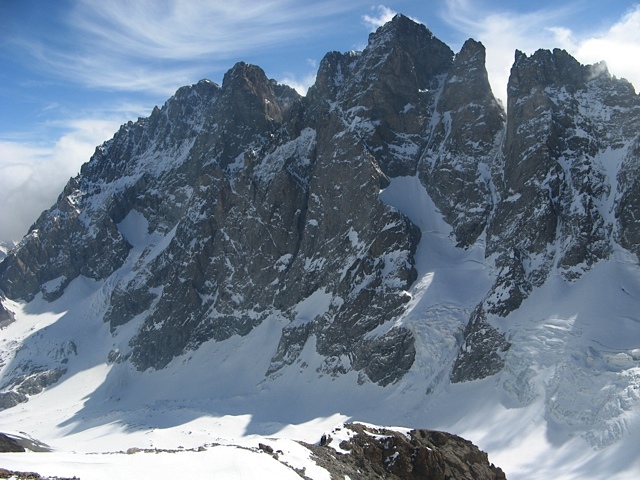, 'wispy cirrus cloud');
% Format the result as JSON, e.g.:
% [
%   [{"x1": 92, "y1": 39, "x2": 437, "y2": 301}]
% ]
[
  {"x1": 14, "y1": 0, "x2": 369, "y2": 96},
  {"x1": 441, "y1": 0, "x2": 640, "y2": 106}
]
